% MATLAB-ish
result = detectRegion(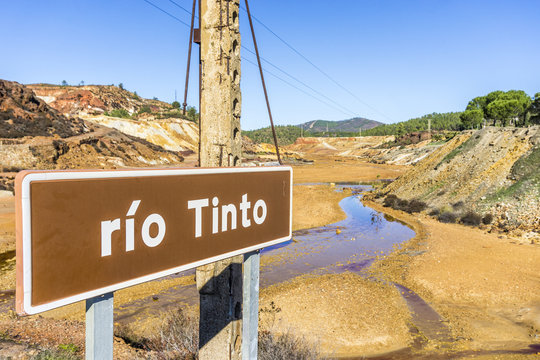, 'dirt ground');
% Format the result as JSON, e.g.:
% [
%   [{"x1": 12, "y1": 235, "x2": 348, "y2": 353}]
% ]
[
  {"x1": 292, "y1": 157, "x2": 409, "y2": 184},
  {"x1": 365, "y1": 200, "x2": 540, "y2": 359},
  {"x1": 259, "y1": 273, "x2": 412, "y2": 357},
  {"x1": 0, "y1": 160, "x2": 539, "y2": 359}
]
